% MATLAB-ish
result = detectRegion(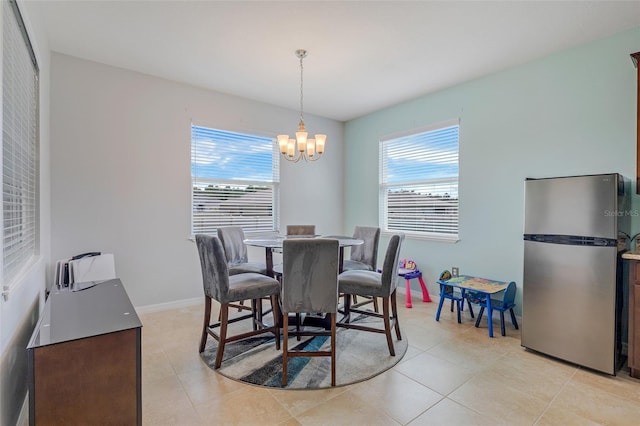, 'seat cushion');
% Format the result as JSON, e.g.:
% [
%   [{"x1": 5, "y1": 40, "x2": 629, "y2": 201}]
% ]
[
  {"x1": 342, "y1": 259, "x2": 375, "y2": 272},
  {"x1": 339, "y1": 270, "x2": 385, "y2": 297},
  {"x1": 228, "y1": 261, "x2": 267, "y2": 276},
  {"x1": 223, "y1": 273, "x2": 280, "y2": 304}
]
